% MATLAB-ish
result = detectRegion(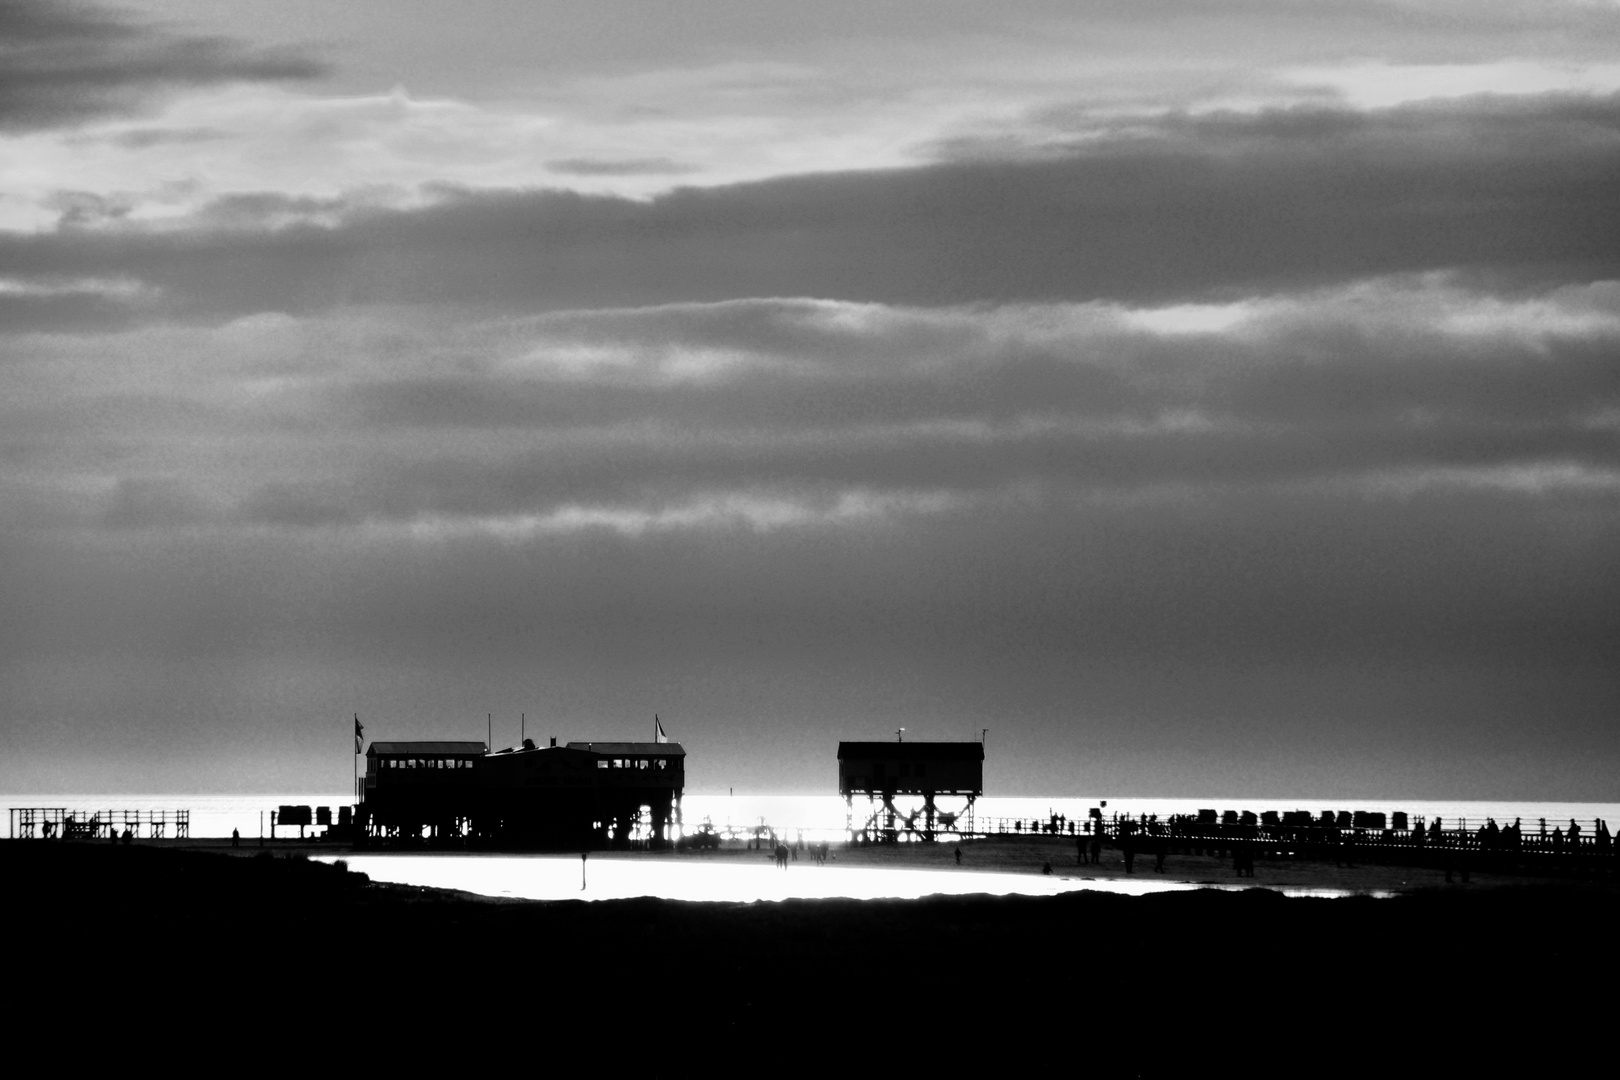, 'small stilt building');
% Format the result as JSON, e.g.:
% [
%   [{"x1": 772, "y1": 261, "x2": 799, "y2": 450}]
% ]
[{"x1": 838, "y1": 740, "x2": 983, "y2": 842}]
